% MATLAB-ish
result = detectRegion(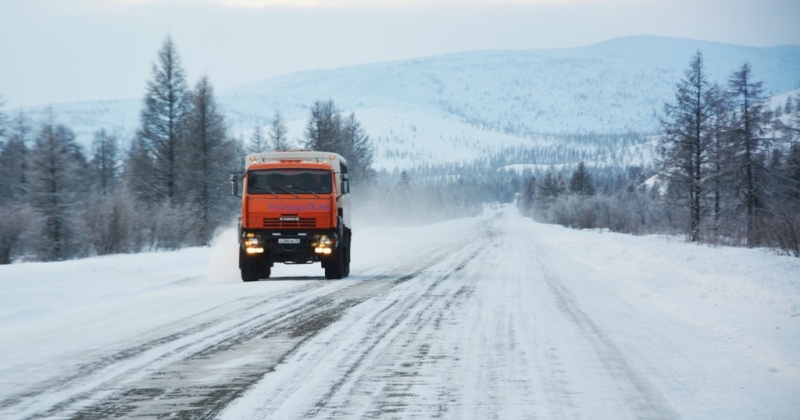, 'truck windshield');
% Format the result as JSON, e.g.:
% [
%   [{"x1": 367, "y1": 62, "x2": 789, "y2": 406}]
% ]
[{"x1": 248, "y1": 169, "x2": 333, "y2": 195}]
